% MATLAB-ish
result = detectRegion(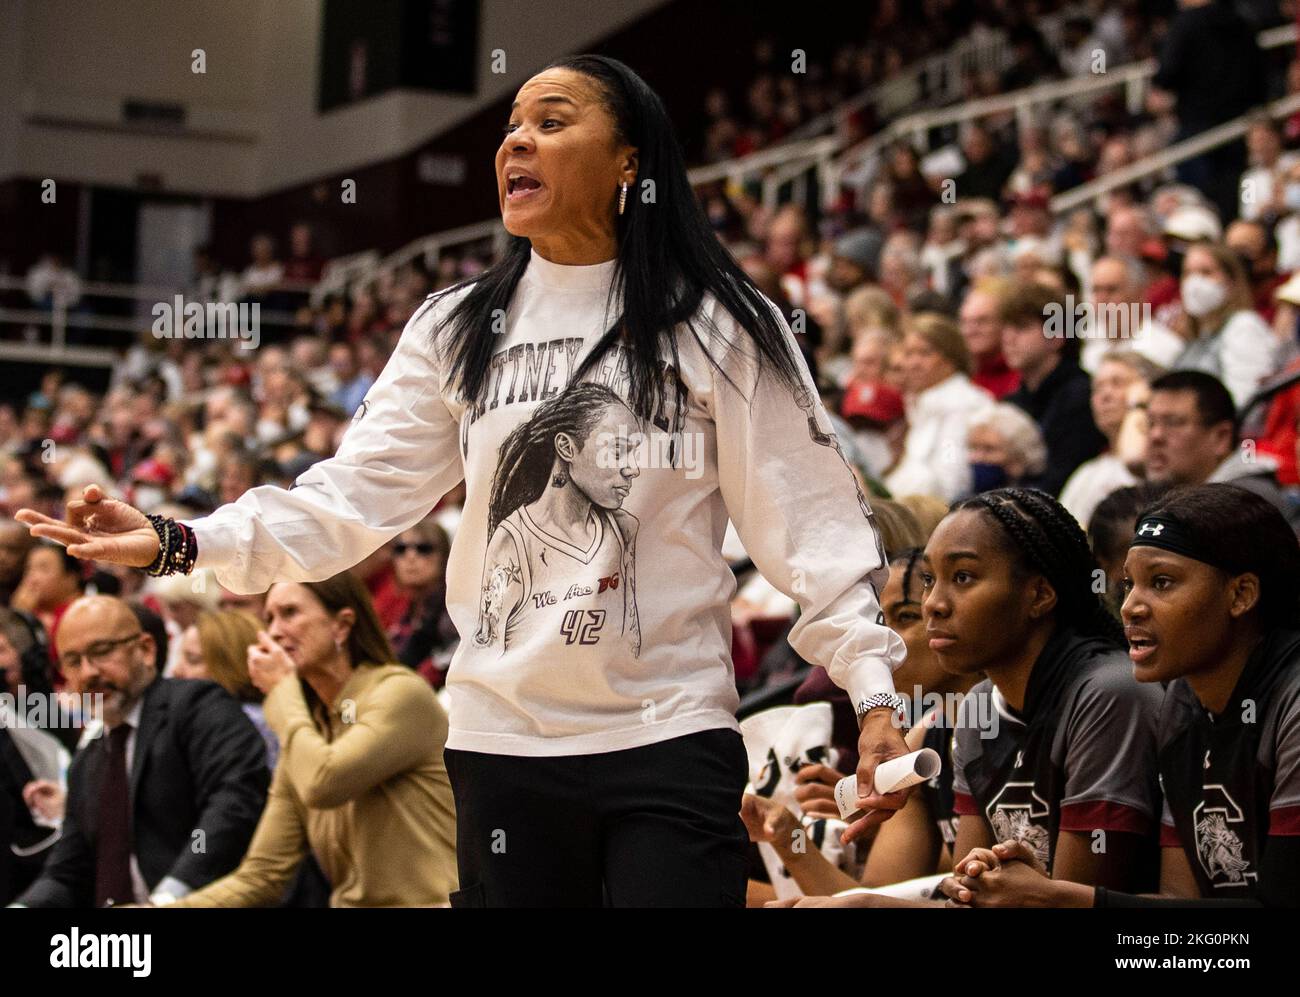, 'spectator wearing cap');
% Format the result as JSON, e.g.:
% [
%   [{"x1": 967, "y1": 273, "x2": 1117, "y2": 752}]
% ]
[
  {"x1": 1060, "y1": 351, "x2": 1164, "y2": 529},
  {"x1": 1081, "y1": 255, "x2": 1185, "y2": 374},
  {"x1": 840, "y1": 330, "x2": 905, "y2": 480},
  {"x1": 964, "y1": 402, "x2": 1049, "y2": 495},
  {"x1": 1001, "y1": 282, "x2": 1107, "y2": 495},
  {"x1": 828, "y1": 228, "x2": 883, "y2": 296},
  {"x1": 816, "y1": 228, "x2": 885, "y2": 364},
  {"x1": 958, "y1": 279, "x2": 1020, "y2": 399},
  {"x1": 1172, "y1": 241, "x2": 1279, "y2": 408},
  {"x1": 884, "y1": 313, "x2": 994, "y2": 501}
]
